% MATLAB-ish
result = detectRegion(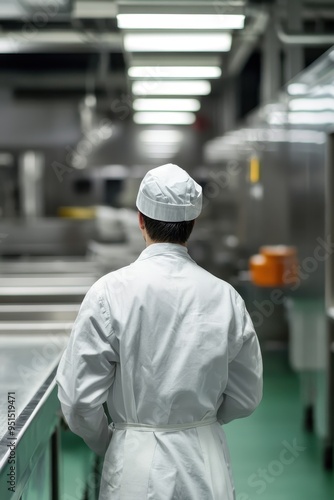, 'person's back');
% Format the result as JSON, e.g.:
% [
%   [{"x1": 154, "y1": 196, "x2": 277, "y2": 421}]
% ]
[
  {"x1": 56, "y1": 164, "x2": 263, "y2": 500},
  {"x1": 105, "y1": 243, "x2": 250, "y2": 424}
]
